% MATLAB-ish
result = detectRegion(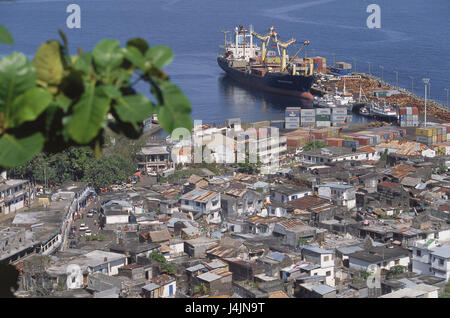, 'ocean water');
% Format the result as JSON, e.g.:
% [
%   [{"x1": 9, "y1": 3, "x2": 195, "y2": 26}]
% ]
[{"x1": 1, "y1": 0, "x2": 449, "y2": 125}]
